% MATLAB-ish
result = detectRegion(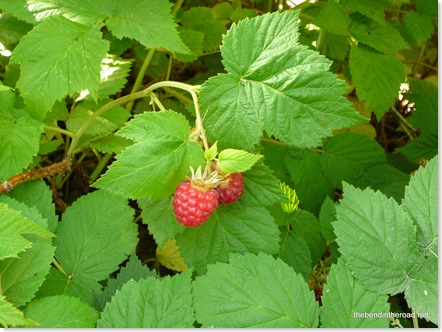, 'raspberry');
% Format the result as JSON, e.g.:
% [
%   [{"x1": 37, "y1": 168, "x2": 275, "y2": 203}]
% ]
[
  {"x1": 217, "y1": 173, "x2": 244, "y2": 205},
  {"x1": 173, "y1": 181, "x2": 219, "y2": 227}
]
